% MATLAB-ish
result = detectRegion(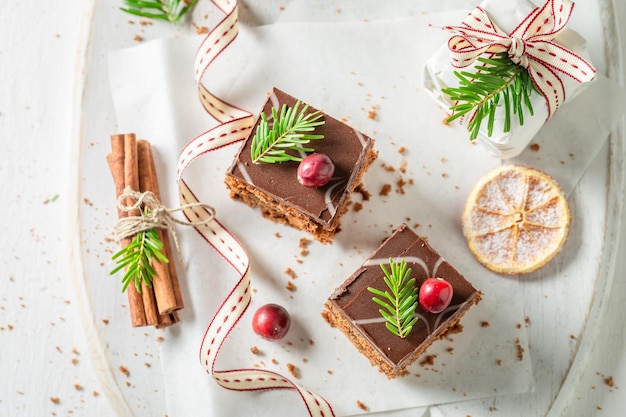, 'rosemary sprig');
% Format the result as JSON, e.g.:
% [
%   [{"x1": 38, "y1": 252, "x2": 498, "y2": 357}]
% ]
[
  {"x1": 442, "y1": 52, "x2": 538, "y2": 140},
  {"x1": 367, "y1": 258, "x2": 419, "y2": 339},
  {"x1": 120, "y1": 0, "x2": 198, "y2": 25},
  {"x1": 250, "y1": 101, "x2": 325, "y2": 164},
  {"x1": 110, "y1": 222, "x2": 169, "y2": 293}
]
